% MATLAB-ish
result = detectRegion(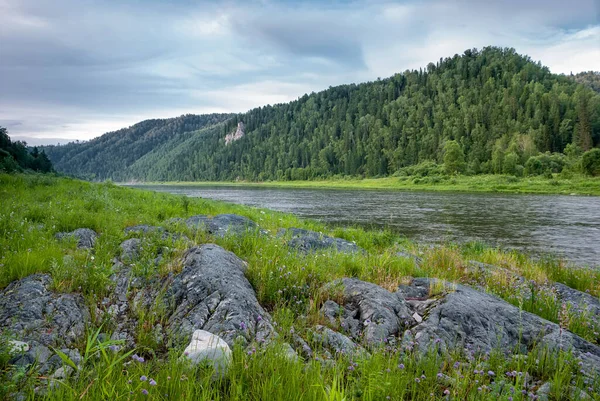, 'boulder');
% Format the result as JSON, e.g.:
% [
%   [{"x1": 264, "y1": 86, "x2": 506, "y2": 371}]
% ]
[
  {"x1": 553, "y1": 282, "x2": 600, "y2": 317},
  {"x1": 166, "y1": 244, "x2": 275, "y2": 347},
  {"x1": 312, "y1": 325, "x2": 367, "y2": 357},
  {"x1": 322, "y1": 278, "x2": 413, "y2": 345},
  {"x1": 120, "y1": 238, "x2": 141, "y2": 263},
  {"x1": 182, "y1": 329, "x2": 231, "y2": 374},
  {"x1": 185, "y1": 214, "x2": 262, "y2": 237},
  {"x1": 0, "y1": 274, "x2": 90, "y2": 373},
  {"x1": 468, "y1": 261, "x2": 600, "y2": 329},
  {"x1": 55, "y1": 228, "x2": 97, "y2": 249},
  {"x1": 398, "y1": 278, "x2": 600, "y2": 373},
  {"x1": 123, "y1": 225, "x2": 164, "y2": 235},
  {"x1": 281, "y1": 228, "x2": 363, "y2": 254}
]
